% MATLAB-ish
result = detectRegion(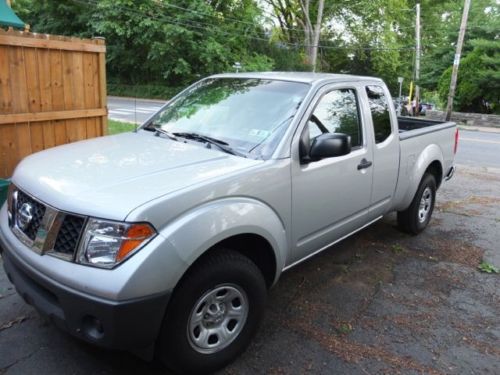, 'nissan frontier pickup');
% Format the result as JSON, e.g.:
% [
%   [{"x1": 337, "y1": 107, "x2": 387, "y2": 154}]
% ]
[{"x1": 0, "y1": 72, "x2": 457, "y2": 373}]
